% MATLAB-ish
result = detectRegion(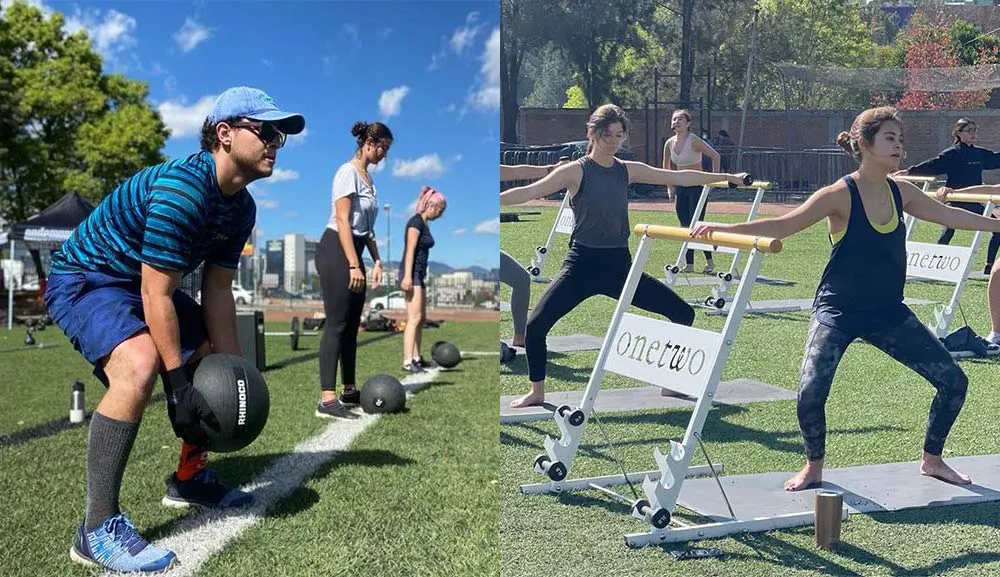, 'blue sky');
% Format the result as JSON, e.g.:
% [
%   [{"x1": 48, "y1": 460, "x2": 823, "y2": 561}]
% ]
[{"x1": 6, "y1": 0, "x2": 500, "y2": 270}]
